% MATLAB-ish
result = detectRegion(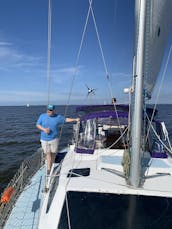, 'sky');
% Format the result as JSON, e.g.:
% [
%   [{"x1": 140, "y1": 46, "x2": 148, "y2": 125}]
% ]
[{"x1": 0, "y1": 0, "x2": 172, "y2": 106}]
